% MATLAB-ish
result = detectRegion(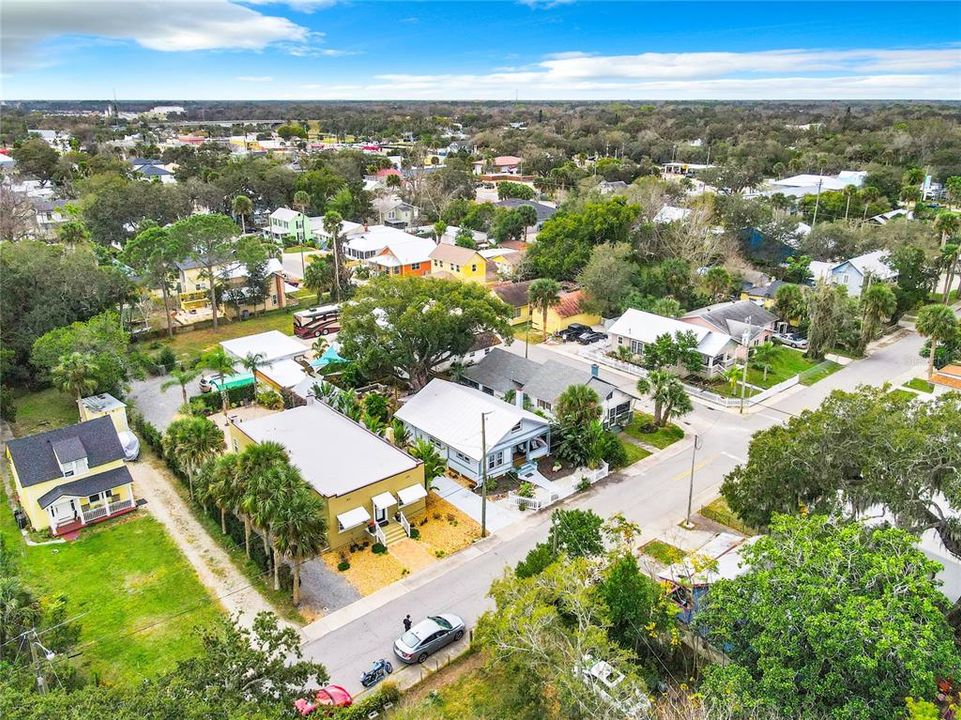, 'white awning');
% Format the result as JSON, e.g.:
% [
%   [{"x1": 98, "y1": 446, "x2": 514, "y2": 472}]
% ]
[
  {"x1": 336, "y1": 506, "x2": 370, "y2": 531},
  {"x1": 397, "y1": 483, "x2": 428, "y2": 506},
  {"x1": 372, "y1": 491, "x2": 397, "y2": 511}
]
